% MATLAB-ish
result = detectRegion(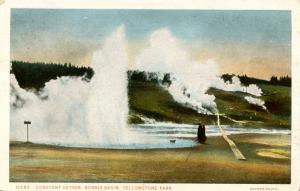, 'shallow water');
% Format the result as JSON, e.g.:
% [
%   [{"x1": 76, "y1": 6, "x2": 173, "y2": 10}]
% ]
[
  {"x1": 132, "y1": 123, "x2": 290, "y2": 138},
  {"x1": 53, "y1": 123, "x2": 290, "y2": 149}
]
